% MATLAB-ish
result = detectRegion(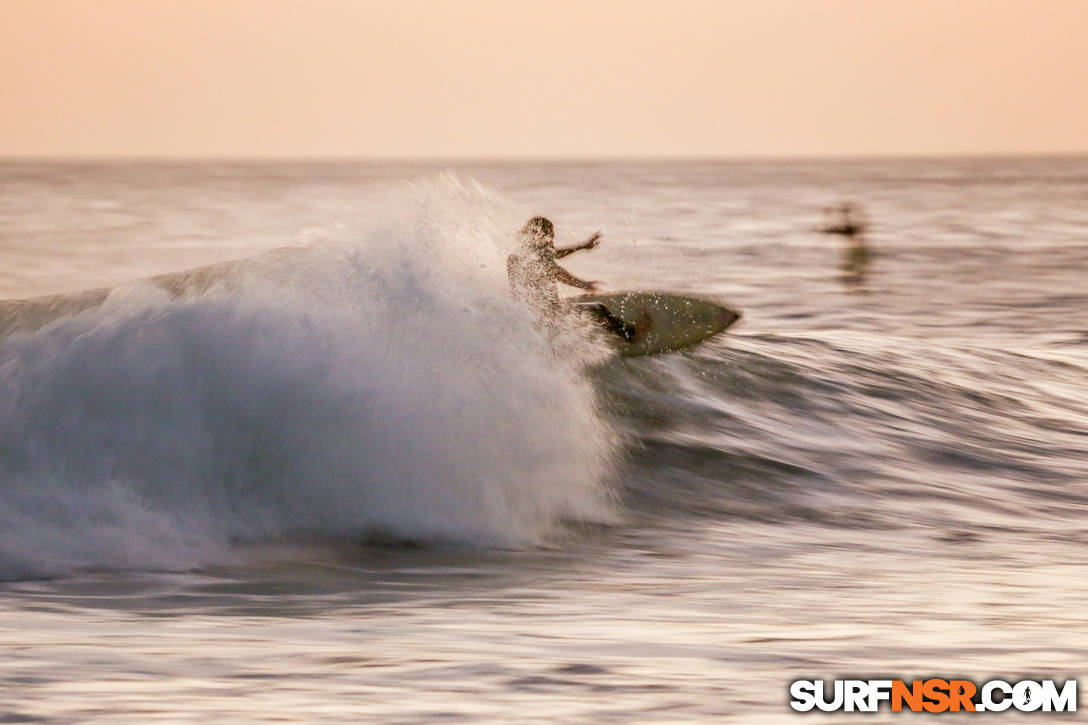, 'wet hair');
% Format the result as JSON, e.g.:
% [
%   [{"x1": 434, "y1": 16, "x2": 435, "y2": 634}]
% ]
[{"x1": 520, "y1": 216, "x2": 554, "y2": 241}]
